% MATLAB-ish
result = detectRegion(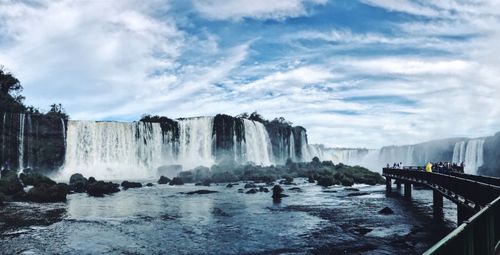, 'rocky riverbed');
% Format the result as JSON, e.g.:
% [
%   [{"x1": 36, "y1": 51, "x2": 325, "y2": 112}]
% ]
[{"x1": 0, "y1": 178, "x2": 457, "y2": 254}]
